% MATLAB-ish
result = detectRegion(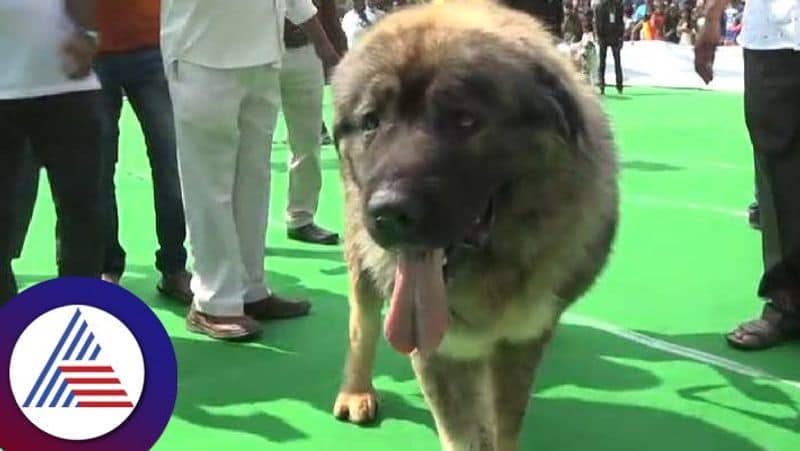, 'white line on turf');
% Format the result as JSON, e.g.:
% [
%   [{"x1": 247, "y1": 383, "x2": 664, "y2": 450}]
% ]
[
  {"x1": 562, "y1": 313, "x2": 800, "y2": 391},
  {"x1": 624, "y1": 194, "x2": 749, "y2": 218}
]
